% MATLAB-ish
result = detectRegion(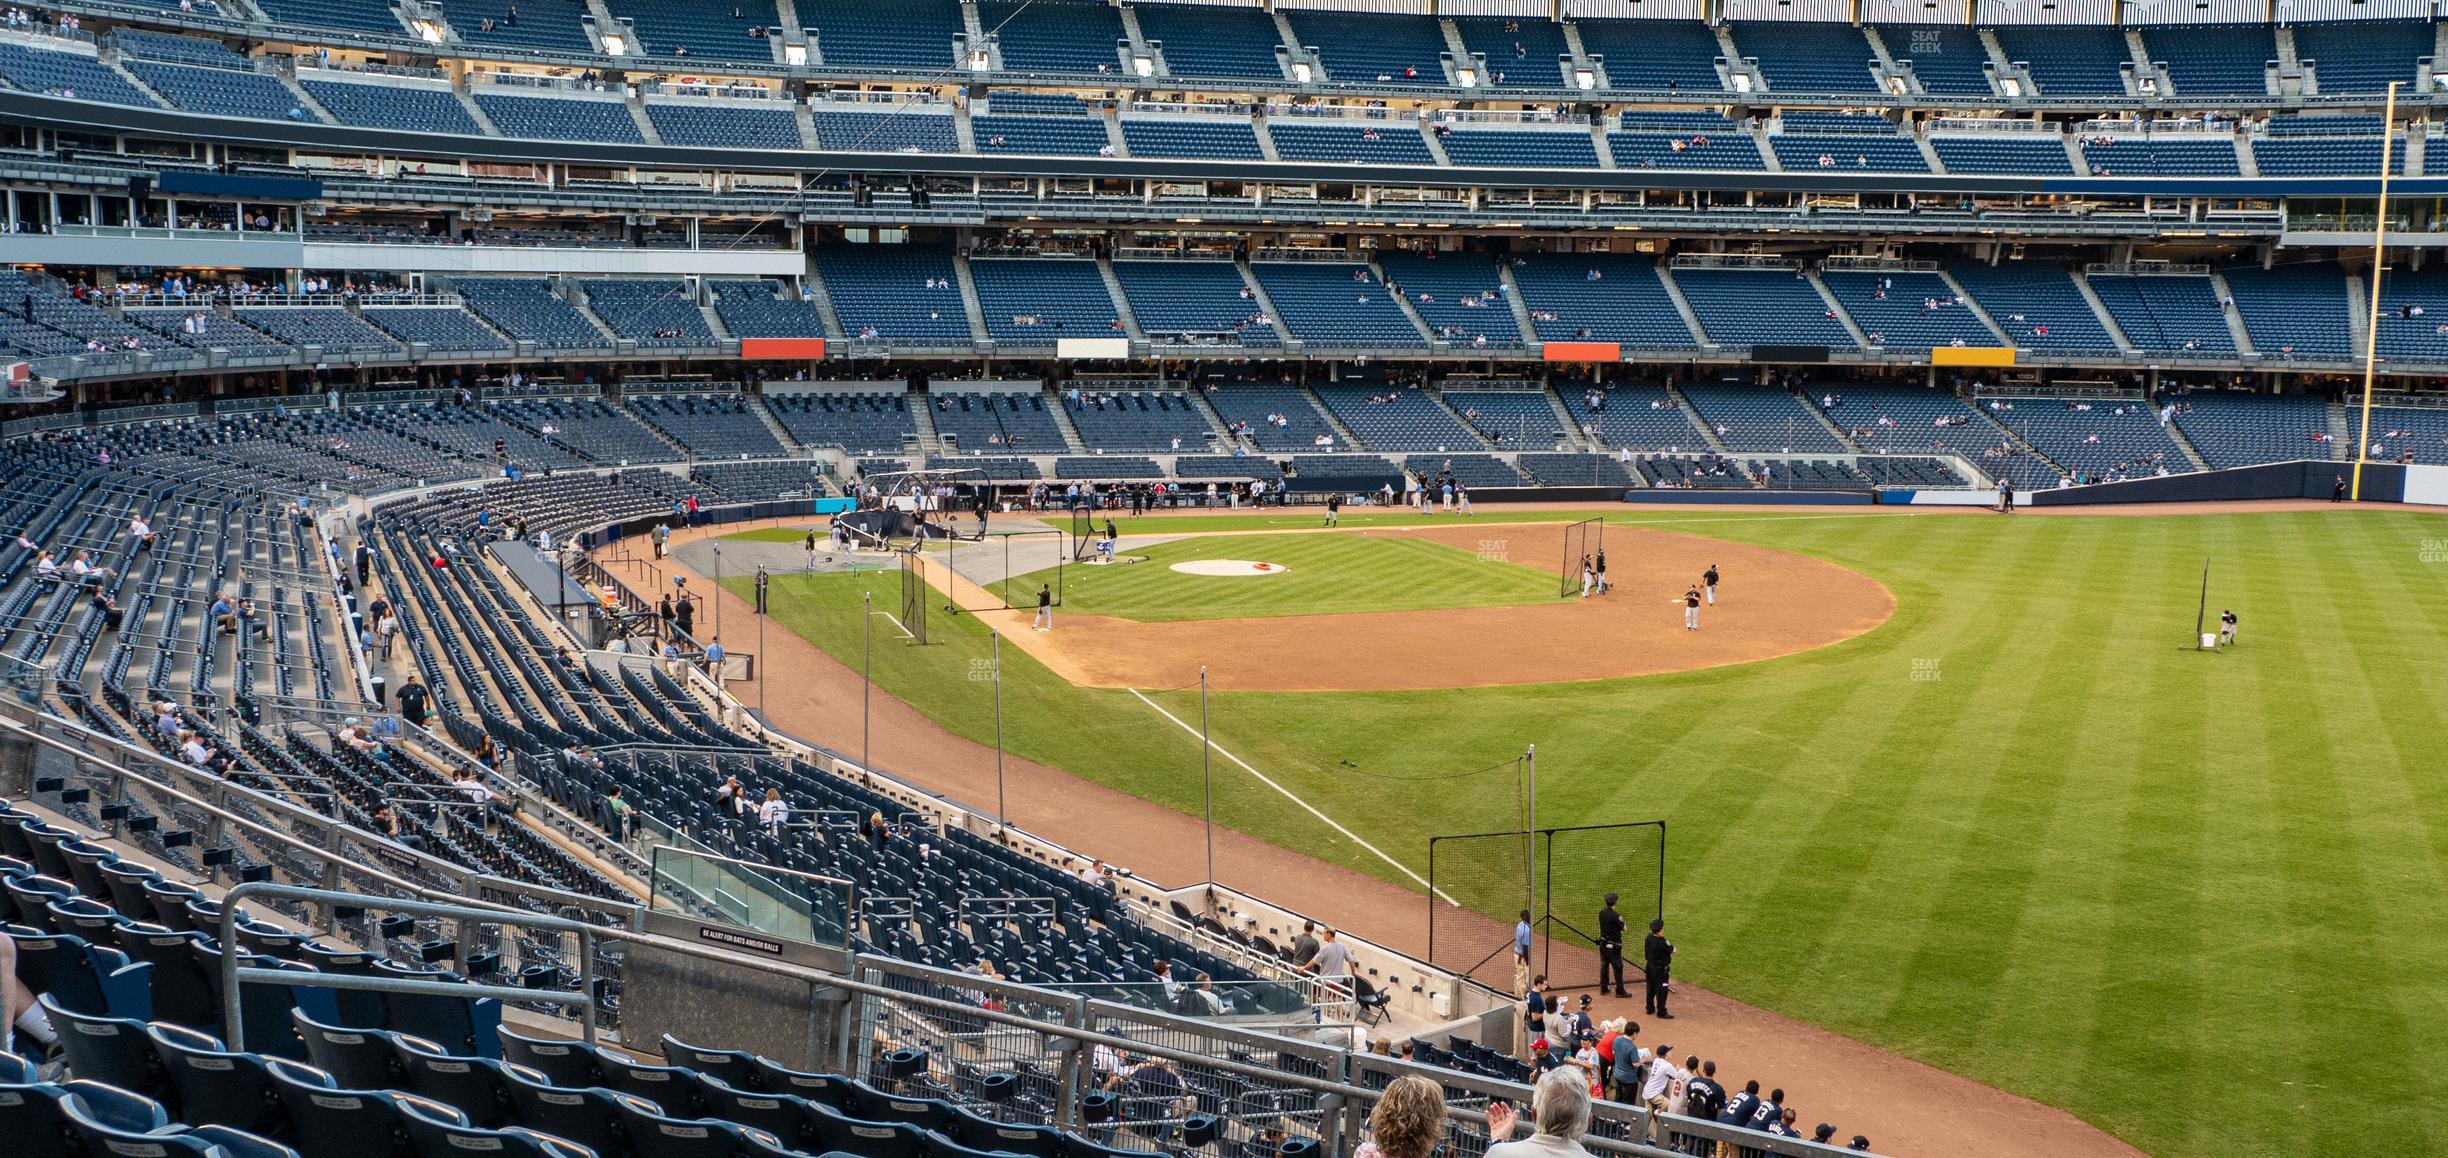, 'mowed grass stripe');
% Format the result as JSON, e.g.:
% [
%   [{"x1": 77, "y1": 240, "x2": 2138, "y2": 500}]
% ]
[
  {"x1": 1040, "y1": 533, "x2": 1557, "y2": 621},
  {"x1": 748, "y1": 510, "x2": 2447, "y2": 1158}
]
